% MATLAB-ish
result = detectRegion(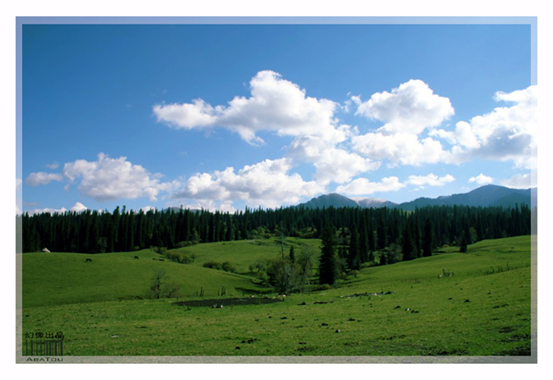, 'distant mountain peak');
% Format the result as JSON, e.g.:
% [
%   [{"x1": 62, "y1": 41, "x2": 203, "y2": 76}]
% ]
[
  {"x1": 298, "y1": 193, "x2": 359, "y2": 209},
  {"x1": 395, "y1": 184, "x2": 534, "y2": 210},
  {"x1": 298, "y1": 185, "x2": 534, "y2": 210}
]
